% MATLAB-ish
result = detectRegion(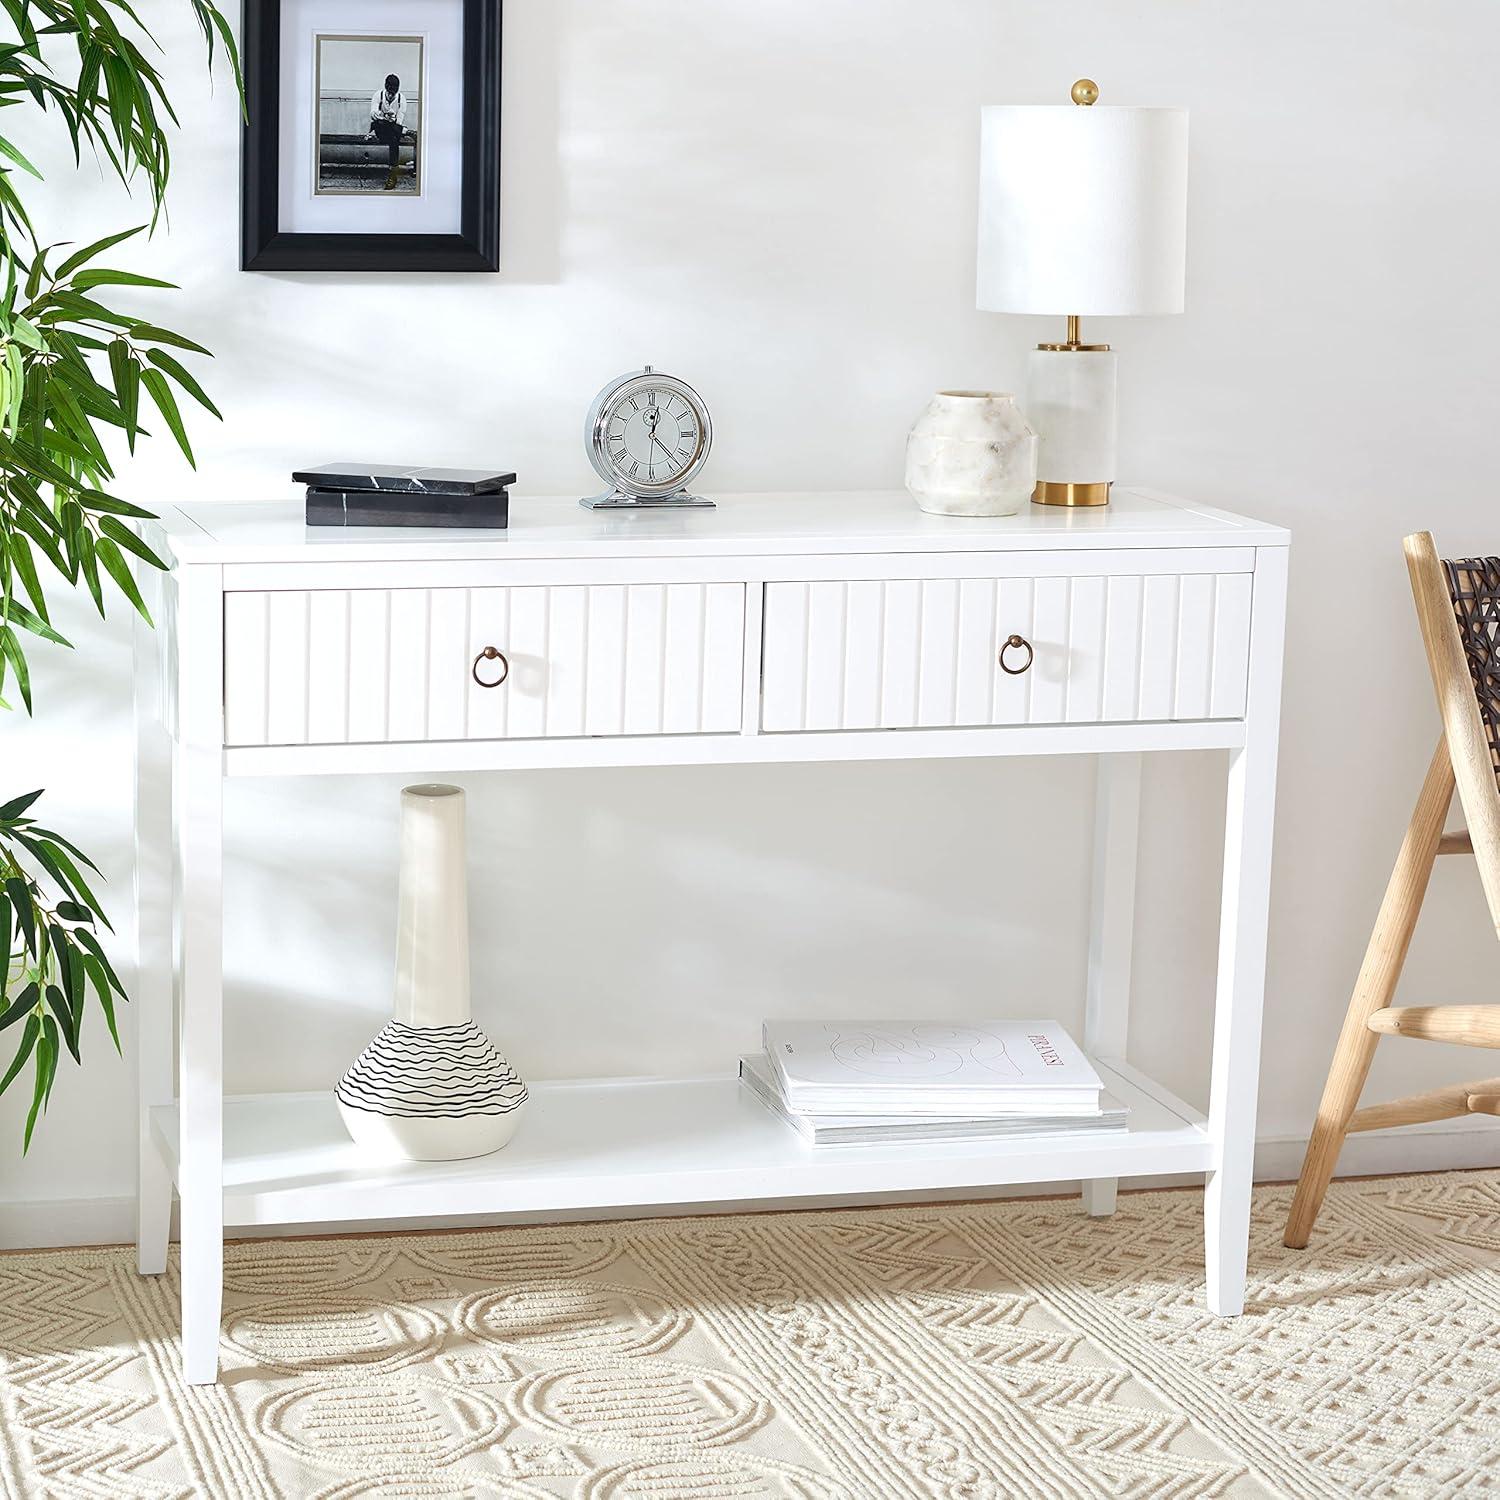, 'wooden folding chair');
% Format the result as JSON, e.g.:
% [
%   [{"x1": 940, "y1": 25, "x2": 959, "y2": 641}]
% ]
[{"x1": 1284, "y1": 531, "x2": 1500, "y2": 1248}]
